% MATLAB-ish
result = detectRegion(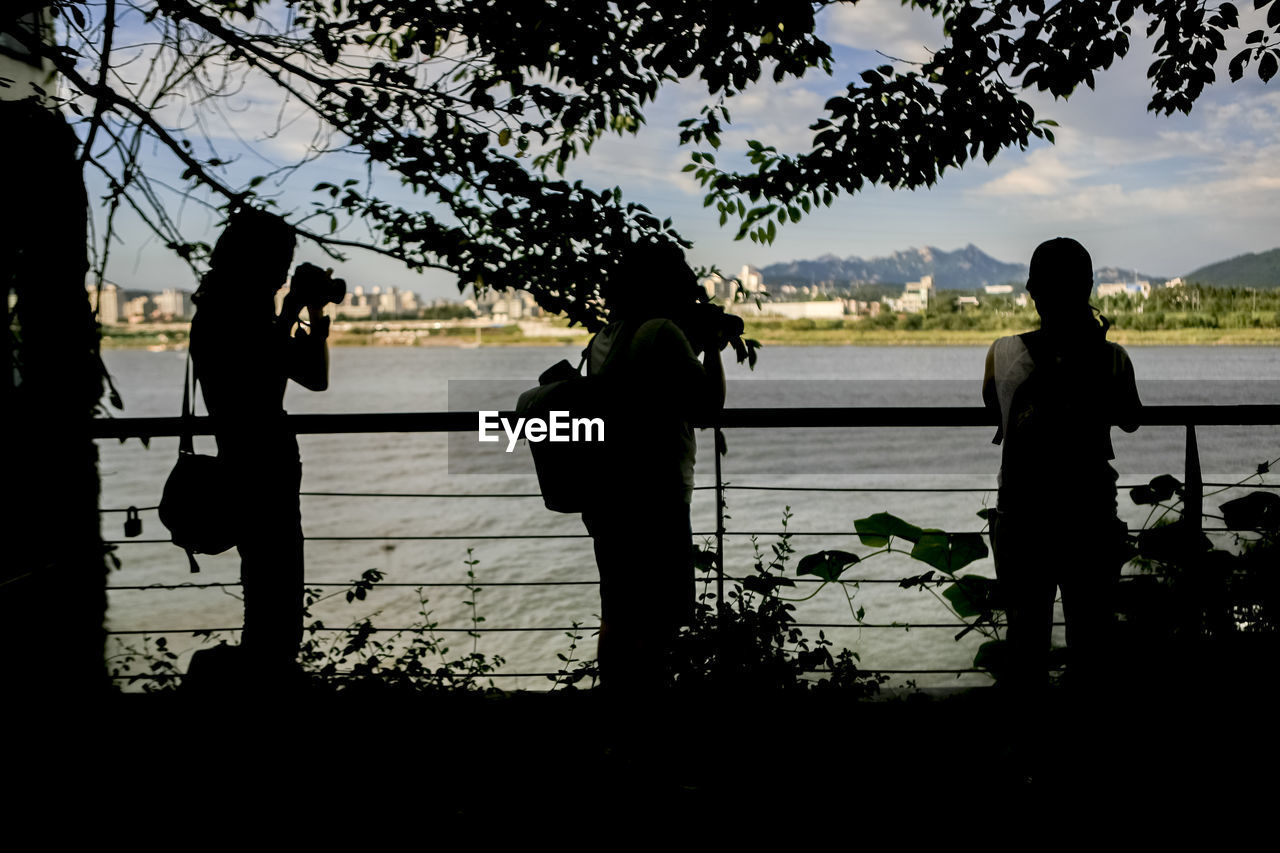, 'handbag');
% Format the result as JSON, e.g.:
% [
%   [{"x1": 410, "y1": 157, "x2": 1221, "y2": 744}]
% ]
[{"x1": 158, "y1": 356, "x2": 238, "y2": 572}]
